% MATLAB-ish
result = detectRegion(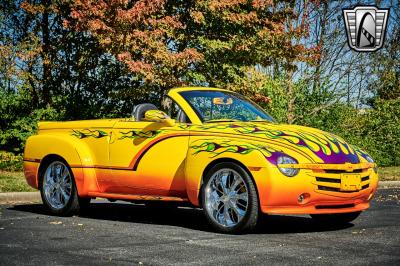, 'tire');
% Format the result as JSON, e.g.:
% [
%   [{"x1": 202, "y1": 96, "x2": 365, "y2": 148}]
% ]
[
  {"x1": 310, "y1": 211, "x2": 361, "y2": 224},
  {"x1": 201, "y1": 162, "x2": 259, "y2": 234},
  {"x1": 39, "y1": 159, "x2": 89, "y2": 216}
]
